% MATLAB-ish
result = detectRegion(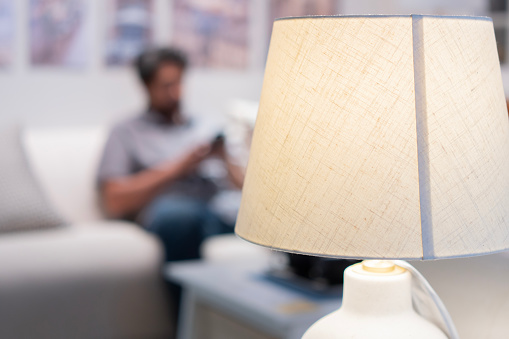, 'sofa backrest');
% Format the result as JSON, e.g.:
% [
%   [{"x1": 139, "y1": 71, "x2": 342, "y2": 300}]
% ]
[{"x1": 22, "y1": 126, "x2": 108, "y2": 224}]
